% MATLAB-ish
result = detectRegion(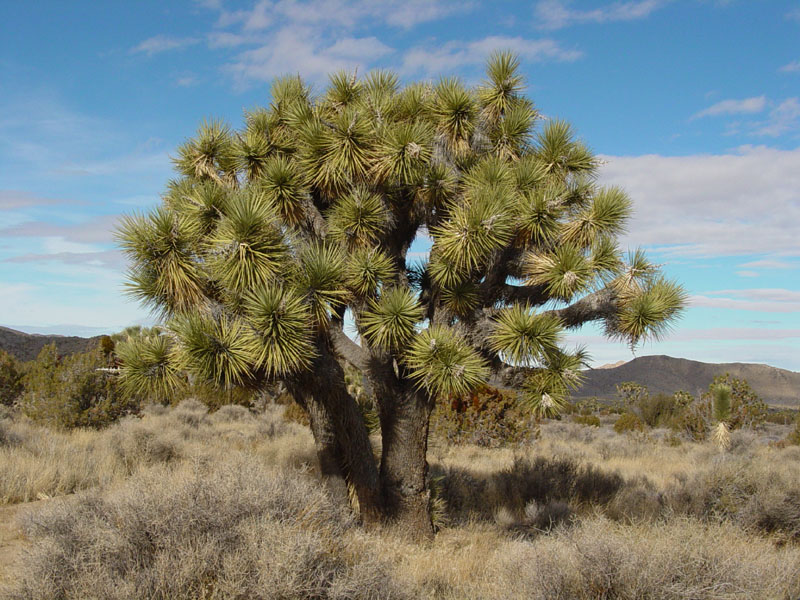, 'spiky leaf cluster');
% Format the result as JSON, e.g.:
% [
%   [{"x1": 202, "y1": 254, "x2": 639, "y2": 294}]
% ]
[
  {"x1": 117, "y1": 51, "x2": 685, "y2": 419},
  {"x1": 405, "y1": 325, "x2": 489, "y2": 398}
]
